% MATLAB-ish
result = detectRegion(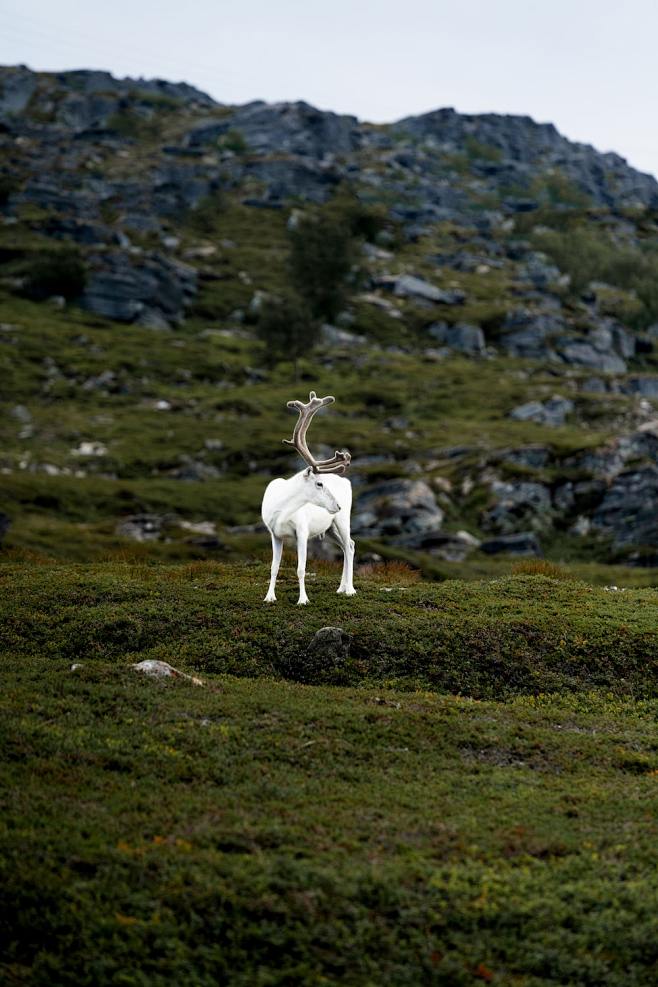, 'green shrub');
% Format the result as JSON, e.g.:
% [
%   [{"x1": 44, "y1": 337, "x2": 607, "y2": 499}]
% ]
[
  {"x1": 465, "y1": 136, "x2": 502, "y2": 162},
  {"x1": 187, "y1": 188, "x2": 227, "y2": 235},
  {"x1": 289, "y1": 209, "x2": 356, "y2": 321},
  {"x1": 0, "y1": 174, "x2": 17, "y2": 206},
  {"x1": 21, "y1": 248, "x2": 86, "y2": 301},
  {"x1": 255, "y1": 293, "x2": 320, "y2": 371},
  {"x1": 534, "y1": 227, "x2": 658, "y2": 326},
  {"x1": 218, "y1": 128, "x2": 248, "y2": 154}
]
